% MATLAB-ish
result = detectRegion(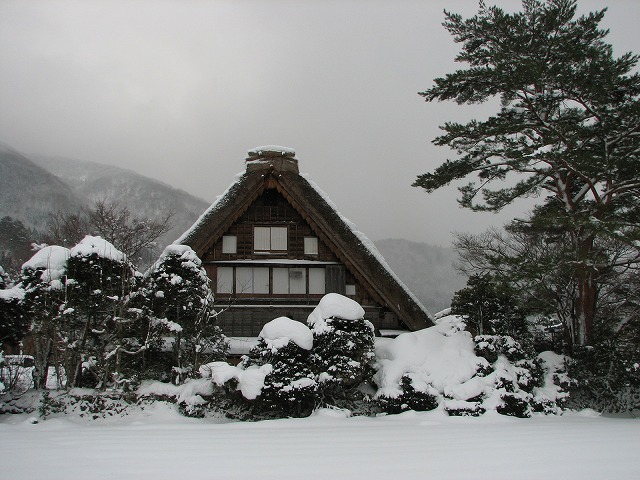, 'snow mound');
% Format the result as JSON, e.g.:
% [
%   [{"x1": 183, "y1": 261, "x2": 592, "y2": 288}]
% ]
[
  {"x1": 374, "y1": 316, "x2": 480, "y2": 397},
  {"x1": 259, "y1": 317, "x2": 313, "y2": 351},
  {"x1": 307, "y1": 293, "x2": 365, "y2": 332},
  {"x1": 22, "y1": 245, "x2": 71, "y2": 288},
  {"x1": 70, "y1": 236, "x2": 126, "y2": 262}
]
